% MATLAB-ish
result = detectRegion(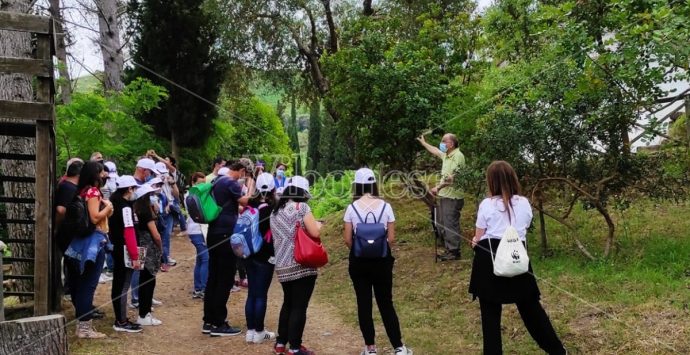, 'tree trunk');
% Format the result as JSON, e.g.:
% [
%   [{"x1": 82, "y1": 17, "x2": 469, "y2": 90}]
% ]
[
  {"x1": 685, "y1": 97, "x2": 690, "y2": 150},
  {"x1": 49, "y1": 0, "x2": 72, "y2": 104},
  {"x1": 320, "y1": 0, "x2": 338, "y2": 53},
  {"x1": 363, "y1": 0, "x2": 374, "y2": 16},
  {"x1": 538, "y1": 197, "x2": 549, "y2": 257},
  {"x1": 307, "y1": 97, "x2": 321, "y2": 172},
  {"x1": 95, "y1": 0, "x2": 124, "y2": 93},
  {"x1": 0, "y1": 315, "x2": 67, "y2": 355},
  {"x1": 0, "y1": 0, "x2": 37, "y2": 300}
]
